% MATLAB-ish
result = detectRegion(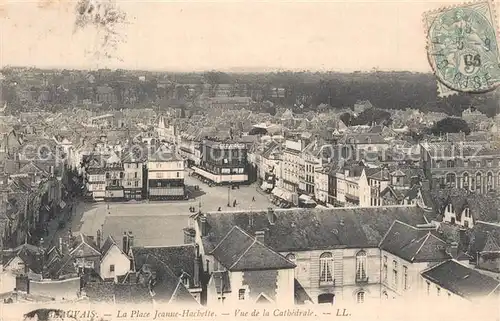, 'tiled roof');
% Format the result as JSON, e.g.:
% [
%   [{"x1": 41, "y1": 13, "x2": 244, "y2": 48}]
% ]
[
  {"x1": 431, "y1": 189, "x2": 500, "y2": 223},
  {"x1": 422, "y1": 142, "x2": 500, "y2": 158},
  {"x1": 100, "y1": 236, "x2": 117, "y2": 258},
  {"x1": 131, "y1": 245, "x2": 196, "y2": 280},
  {"x1": 201, "y1": 206, "x2": 429, "y2": 253},
  {"x1": 70, "y1": 234, "x2": 101, "y2": 255},
  {"x1": 149, "y1": 149, "x2": 181, "y2": 162},
  {"x1": 136, "y1": 254, "x2": 196, "y2": 304},
  {"x1": 468, "y1": 221, "x2": 500, "y2": 257},
  {"x1": 421, "y1": 260, "x2": 500, "y2": 300},
  {"x1": 379, "y1": 221, "x2": 451, "y2": 263},
  {"x1": 210, "y1": 226, "x2": 295, "y2": 271}
]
